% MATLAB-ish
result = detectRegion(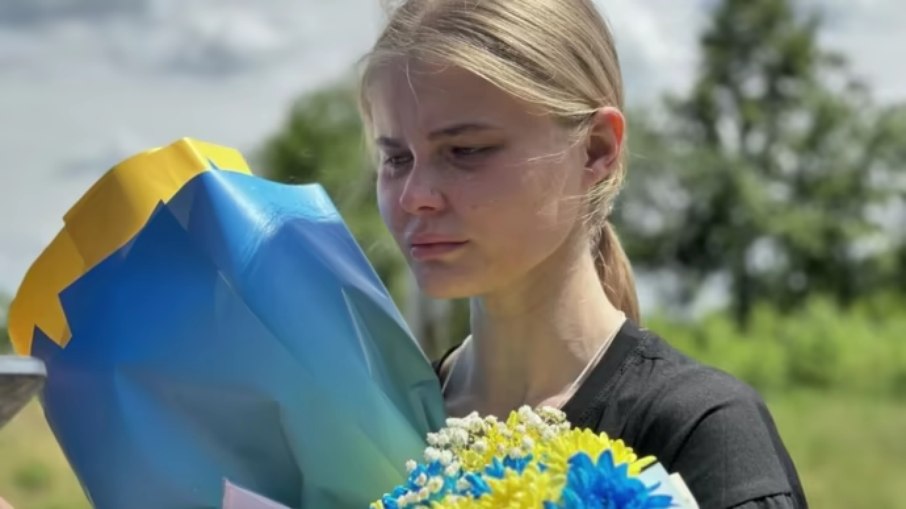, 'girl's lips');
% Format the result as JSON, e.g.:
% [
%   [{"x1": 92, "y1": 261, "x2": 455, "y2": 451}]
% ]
[{"x1": 409, "y1": 241, "x2": 468, "y2": 260}]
